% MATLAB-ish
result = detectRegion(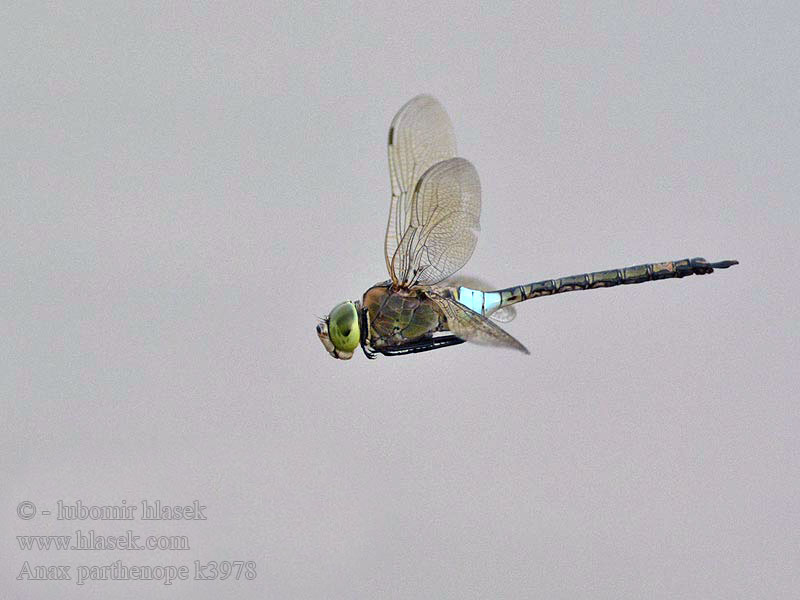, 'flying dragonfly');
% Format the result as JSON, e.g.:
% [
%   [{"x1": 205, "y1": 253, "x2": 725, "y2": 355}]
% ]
[{"x1": 316, "y1": 95, "x2": 738, "y2": 360}]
